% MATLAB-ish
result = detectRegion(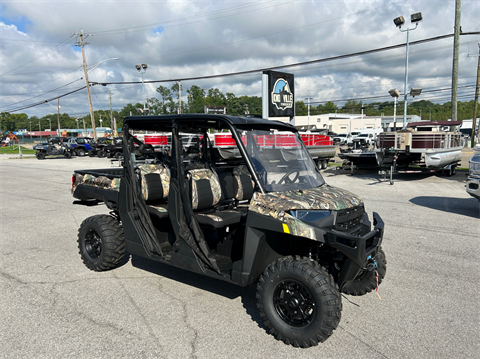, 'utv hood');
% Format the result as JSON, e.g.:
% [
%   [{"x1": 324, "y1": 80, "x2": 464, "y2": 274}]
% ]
[{"x1": 249, "y1": 185, "x2": 363, "y2": 218}]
